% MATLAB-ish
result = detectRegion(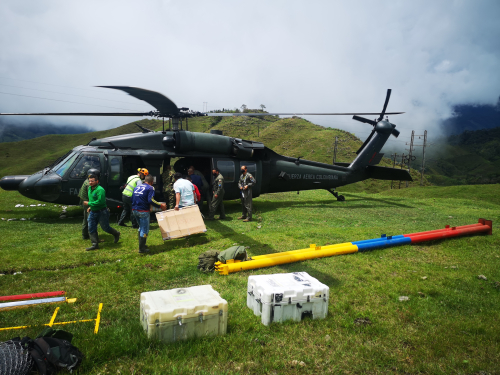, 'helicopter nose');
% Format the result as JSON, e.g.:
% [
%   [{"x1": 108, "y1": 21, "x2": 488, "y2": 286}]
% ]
[
  {"x1": 19, "y1": 173, "x2": 62, "y2": 201},
  {"x1": 0, "y1": 175, "x2": 30, "y2": 191}
]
